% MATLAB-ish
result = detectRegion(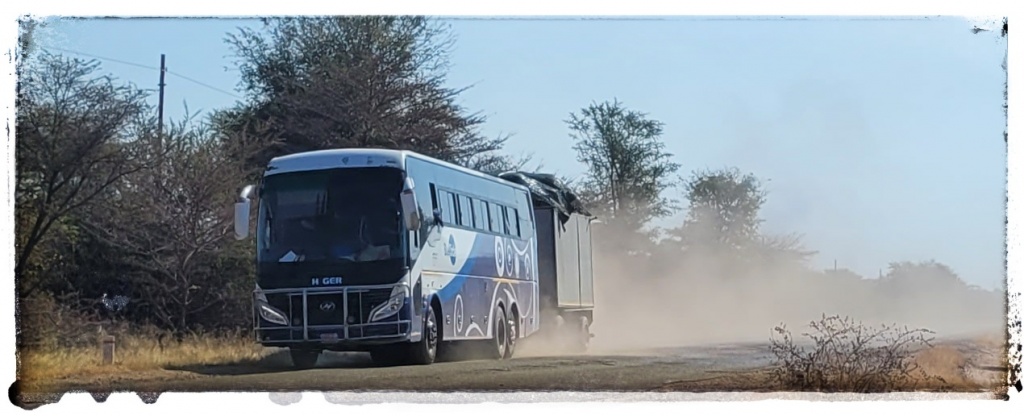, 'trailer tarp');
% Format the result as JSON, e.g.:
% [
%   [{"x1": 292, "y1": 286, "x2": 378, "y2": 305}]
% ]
[{"x1": 498, "y1": 171, "x2": 592, "y2": 223}]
